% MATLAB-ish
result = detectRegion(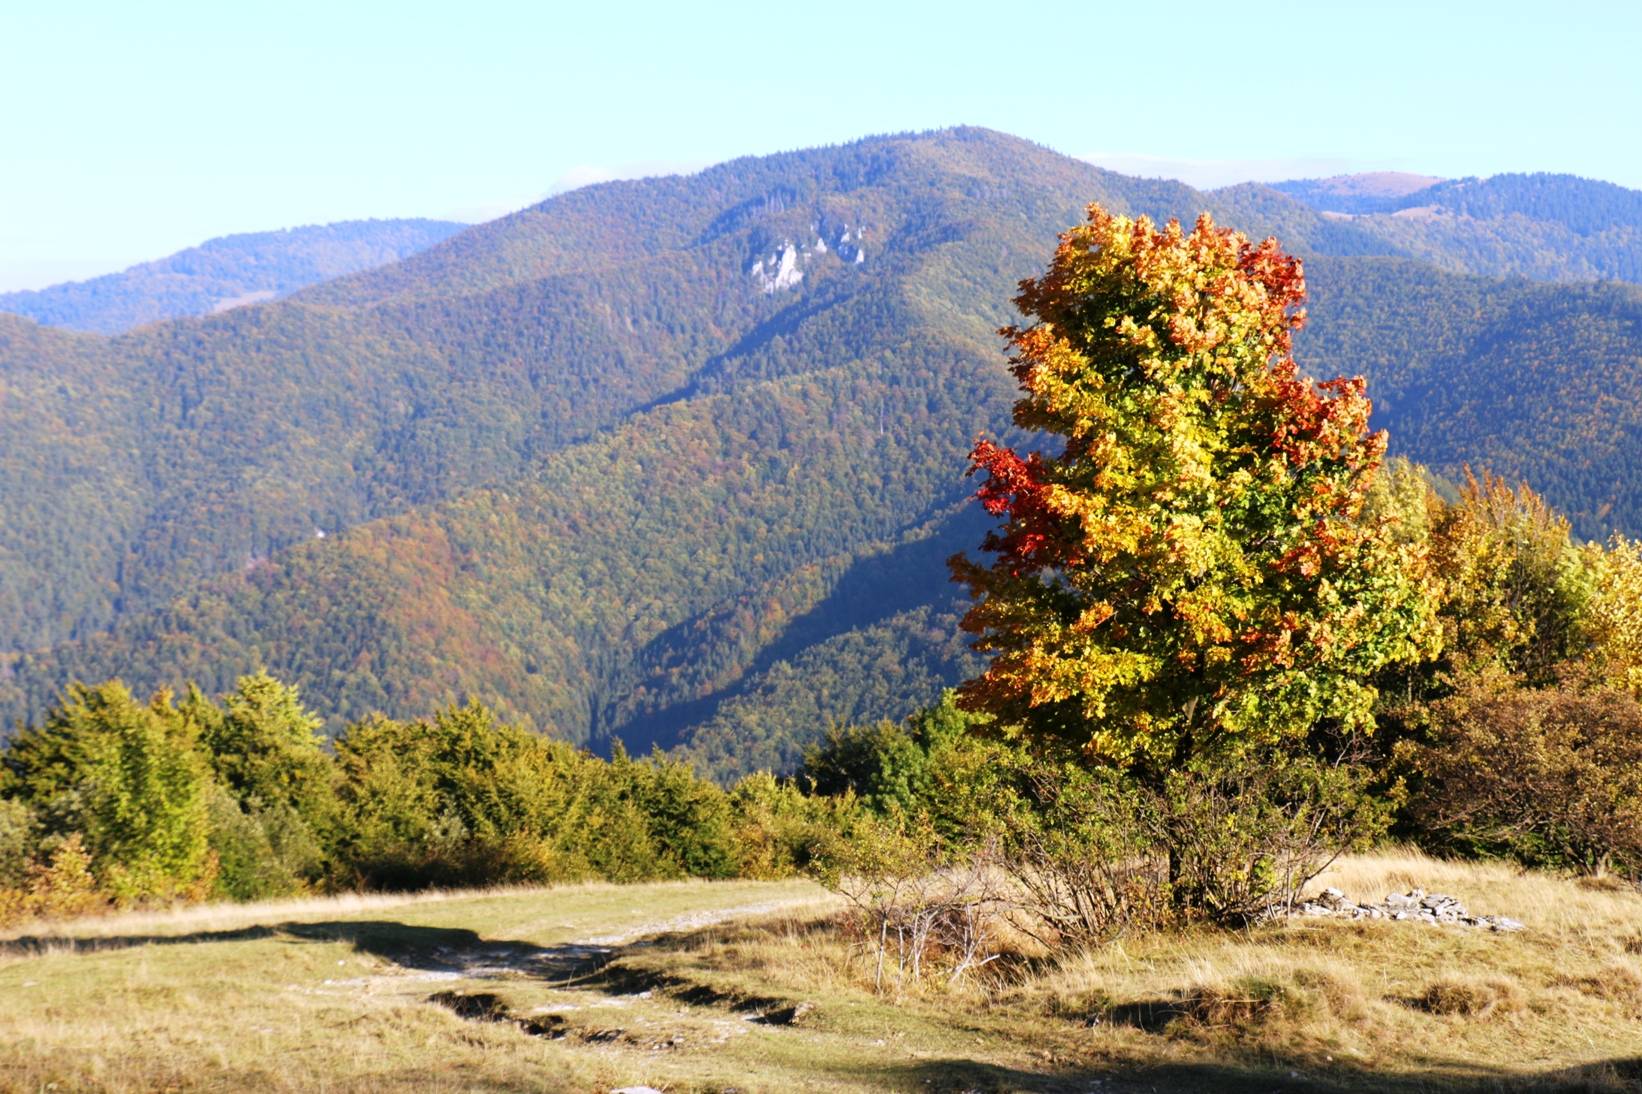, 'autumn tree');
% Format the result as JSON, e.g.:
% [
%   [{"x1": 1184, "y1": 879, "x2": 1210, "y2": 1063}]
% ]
[{"x1": 951, "y1": 206, "x2": 1436, "y2": 779}]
